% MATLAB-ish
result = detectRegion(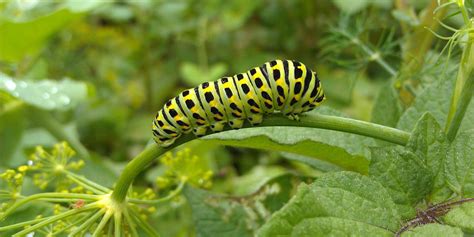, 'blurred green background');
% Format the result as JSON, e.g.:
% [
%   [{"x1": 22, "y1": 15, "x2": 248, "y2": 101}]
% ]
[{"x1": 0, "y1": 0, "x2": 461, "y2": 235}]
